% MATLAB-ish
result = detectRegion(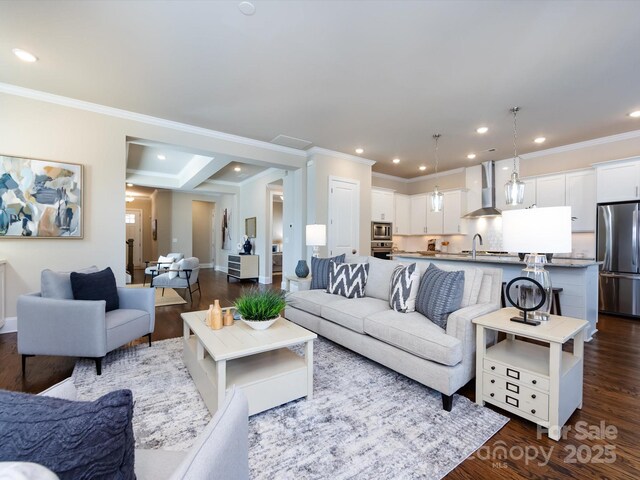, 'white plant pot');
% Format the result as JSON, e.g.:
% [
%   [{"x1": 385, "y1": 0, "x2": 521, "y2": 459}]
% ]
[{"x1": 240, "y1": 316, "x2": 280, "y2": 330}]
